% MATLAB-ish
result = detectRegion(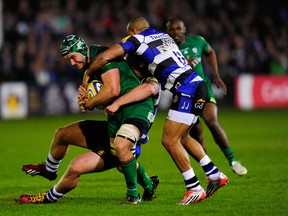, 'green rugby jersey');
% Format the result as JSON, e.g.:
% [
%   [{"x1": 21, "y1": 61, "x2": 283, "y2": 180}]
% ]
[{"x1": 178, "y1": 36, "x2": 216, "y2": 102}]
